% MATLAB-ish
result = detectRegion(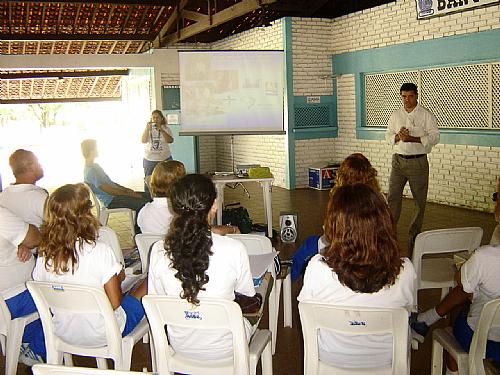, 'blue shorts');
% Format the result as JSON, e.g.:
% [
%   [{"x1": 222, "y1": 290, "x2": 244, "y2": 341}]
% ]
[
  {"x1": 5, "y1": 289, "x2": 46, "y2": 359},
  {"x1": 453, "y1": 310, "x2": 500, "y2": 361},
  {"x1": 121, "y1": 295, "x2": 145, "y2": 337}
]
